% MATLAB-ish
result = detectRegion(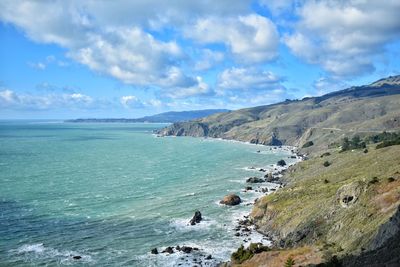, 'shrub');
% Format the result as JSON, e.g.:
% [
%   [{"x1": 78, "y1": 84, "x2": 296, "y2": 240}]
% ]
[
  {"x1": 369, "y1": 177, "x2": 379, "y2": 185},
  {"x1": 231, "y1": 245, "x2": 253, "y2": 264},
  {"x1": 323, "y1": 161, "x2": 331, "y2": 167},
  {"x1": 341, "y1": 135, "x2": 367, "y2": 152},
  {"x1": 363, "y1": 149, "x2": 368, "y2": 153},
  {"x1": 302, "y1": 141, "x2": 314, "y2": 148},
  {"x1": 231, "y1": 243, "x2": 269, "y2": 264},
  {"x1": 324, "y1": 179, "x2": 329, "y2": 183},
  {"x1": 376, "y1": 139, "x2": 400, "y2": 149},
  {"x1": 320, "y1": 152, "x2": 331, "y2": 158},
  {"x1": 277, "y1": 159, "x2": 287, "y2": 166},
  {"x1": 285, "y1": 257, "x2": 295, "y2": 267},
  {"x1": 388, "y1": 177, "x2": 395, "y2": 182}
]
